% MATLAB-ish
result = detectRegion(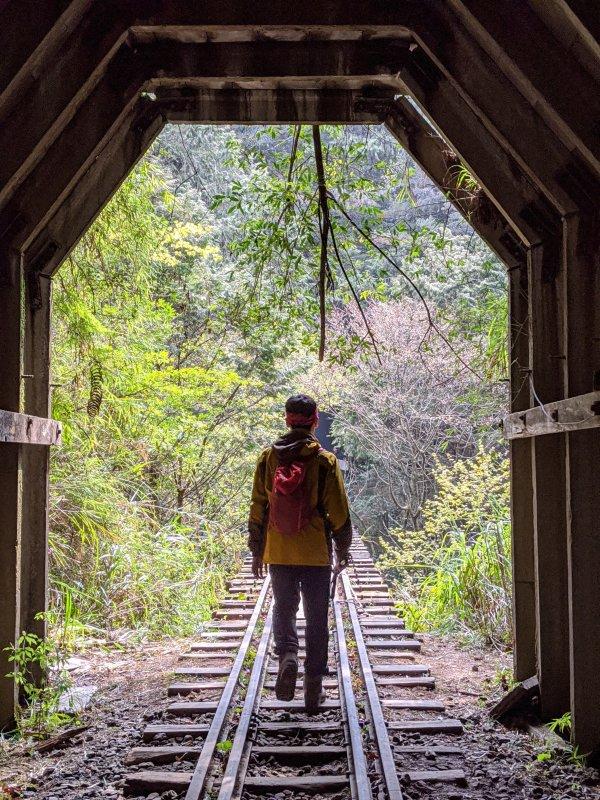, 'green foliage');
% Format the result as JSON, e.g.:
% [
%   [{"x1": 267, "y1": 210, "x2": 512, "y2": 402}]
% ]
[
  {"x1": 50, "y1": 150, "x2": 289, "y2": 640},
  {"x1": 380, "y1": 449, "x2": 511, "y2": 646},
  {"x1": 243, "y1": 646, "x2": 257, "y2": 670},
  {"x1": 548, "y1": 712, "x2": 572, "y2": 738},
  {"x1": 48, "y1": 122, "x2": 509, "y2": 651},
  {"x1": 5, "y1": 618, "x2": 74, "y2": 739}
]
